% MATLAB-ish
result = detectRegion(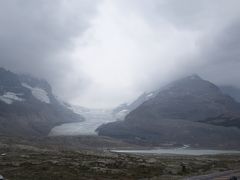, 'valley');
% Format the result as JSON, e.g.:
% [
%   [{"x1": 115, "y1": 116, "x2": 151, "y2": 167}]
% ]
[
  {"x1": 50, "y1": 108, "x2": 116, "y2": 136},
  {"x1": 1, "y1": 1, "x2": 240, "y2": 179},
  {"x1": 0, "y1": 136, "x2": 240, "y2": 180},
  {"x1": 1, "y1": 68, "x2": 240, "y2": 179}
]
